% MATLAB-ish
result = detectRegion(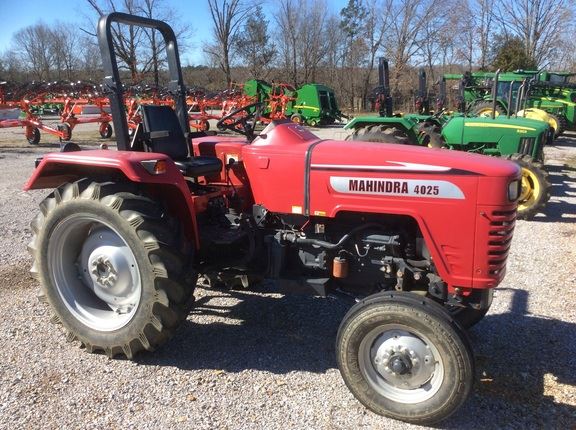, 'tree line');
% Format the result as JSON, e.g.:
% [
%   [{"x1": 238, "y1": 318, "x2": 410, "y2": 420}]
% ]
[{"x1": 1, "y1": 0, "x2": 574, "y2": 112}]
